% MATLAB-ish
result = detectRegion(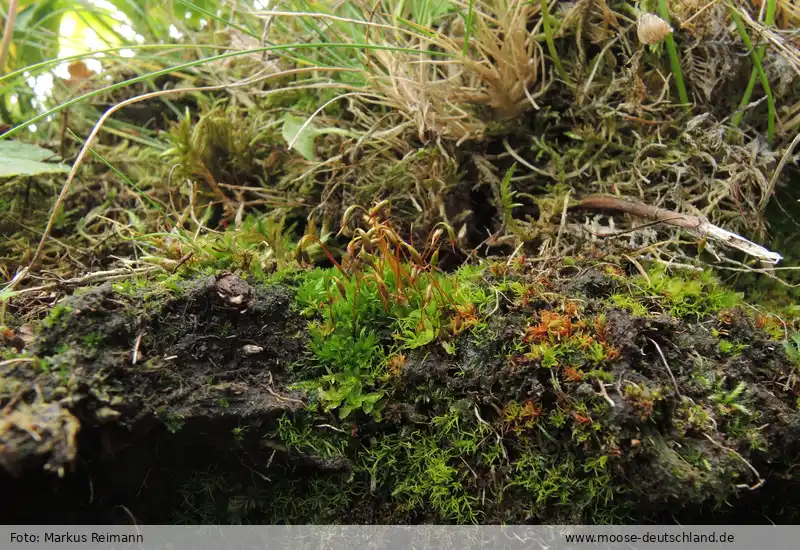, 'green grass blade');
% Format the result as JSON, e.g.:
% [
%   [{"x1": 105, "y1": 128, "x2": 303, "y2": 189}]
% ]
[
  {"x1": 541, "y1": 0, "x2": 570, "y2": 86},
  {"x1": 657, "y1": 0, "x2": 690, "y2": 106},
  {"x1": 282, "y1": 1, "x2": 357, "y2": 69},
  {"x1": 728, "y1": 3, "x2": 775, "y2": 145},
  {"x1": 0, "y1": 43, "x2": 225, "y2": 86},
  {"x1": 462, "y1": 0, "x2": 474, "y2": 56},
  {"x1": 175, "y1": 0, "x2": 259, "y2": 39},
  {"x1": 65, "y1": 129, "x2": 169, "y2": 215},
  {"x1": 1, "y1": 42, "x2": 453, "y2": 140}
]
